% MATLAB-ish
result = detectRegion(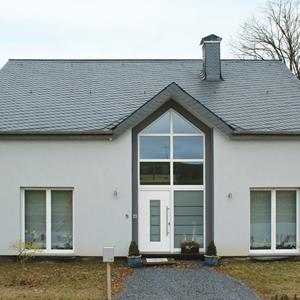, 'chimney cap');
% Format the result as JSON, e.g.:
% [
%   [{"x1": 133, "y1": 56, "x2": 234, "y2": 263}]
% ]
[{"x1": 200, "y1": 34, "x2": 222, "y2": 45}]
